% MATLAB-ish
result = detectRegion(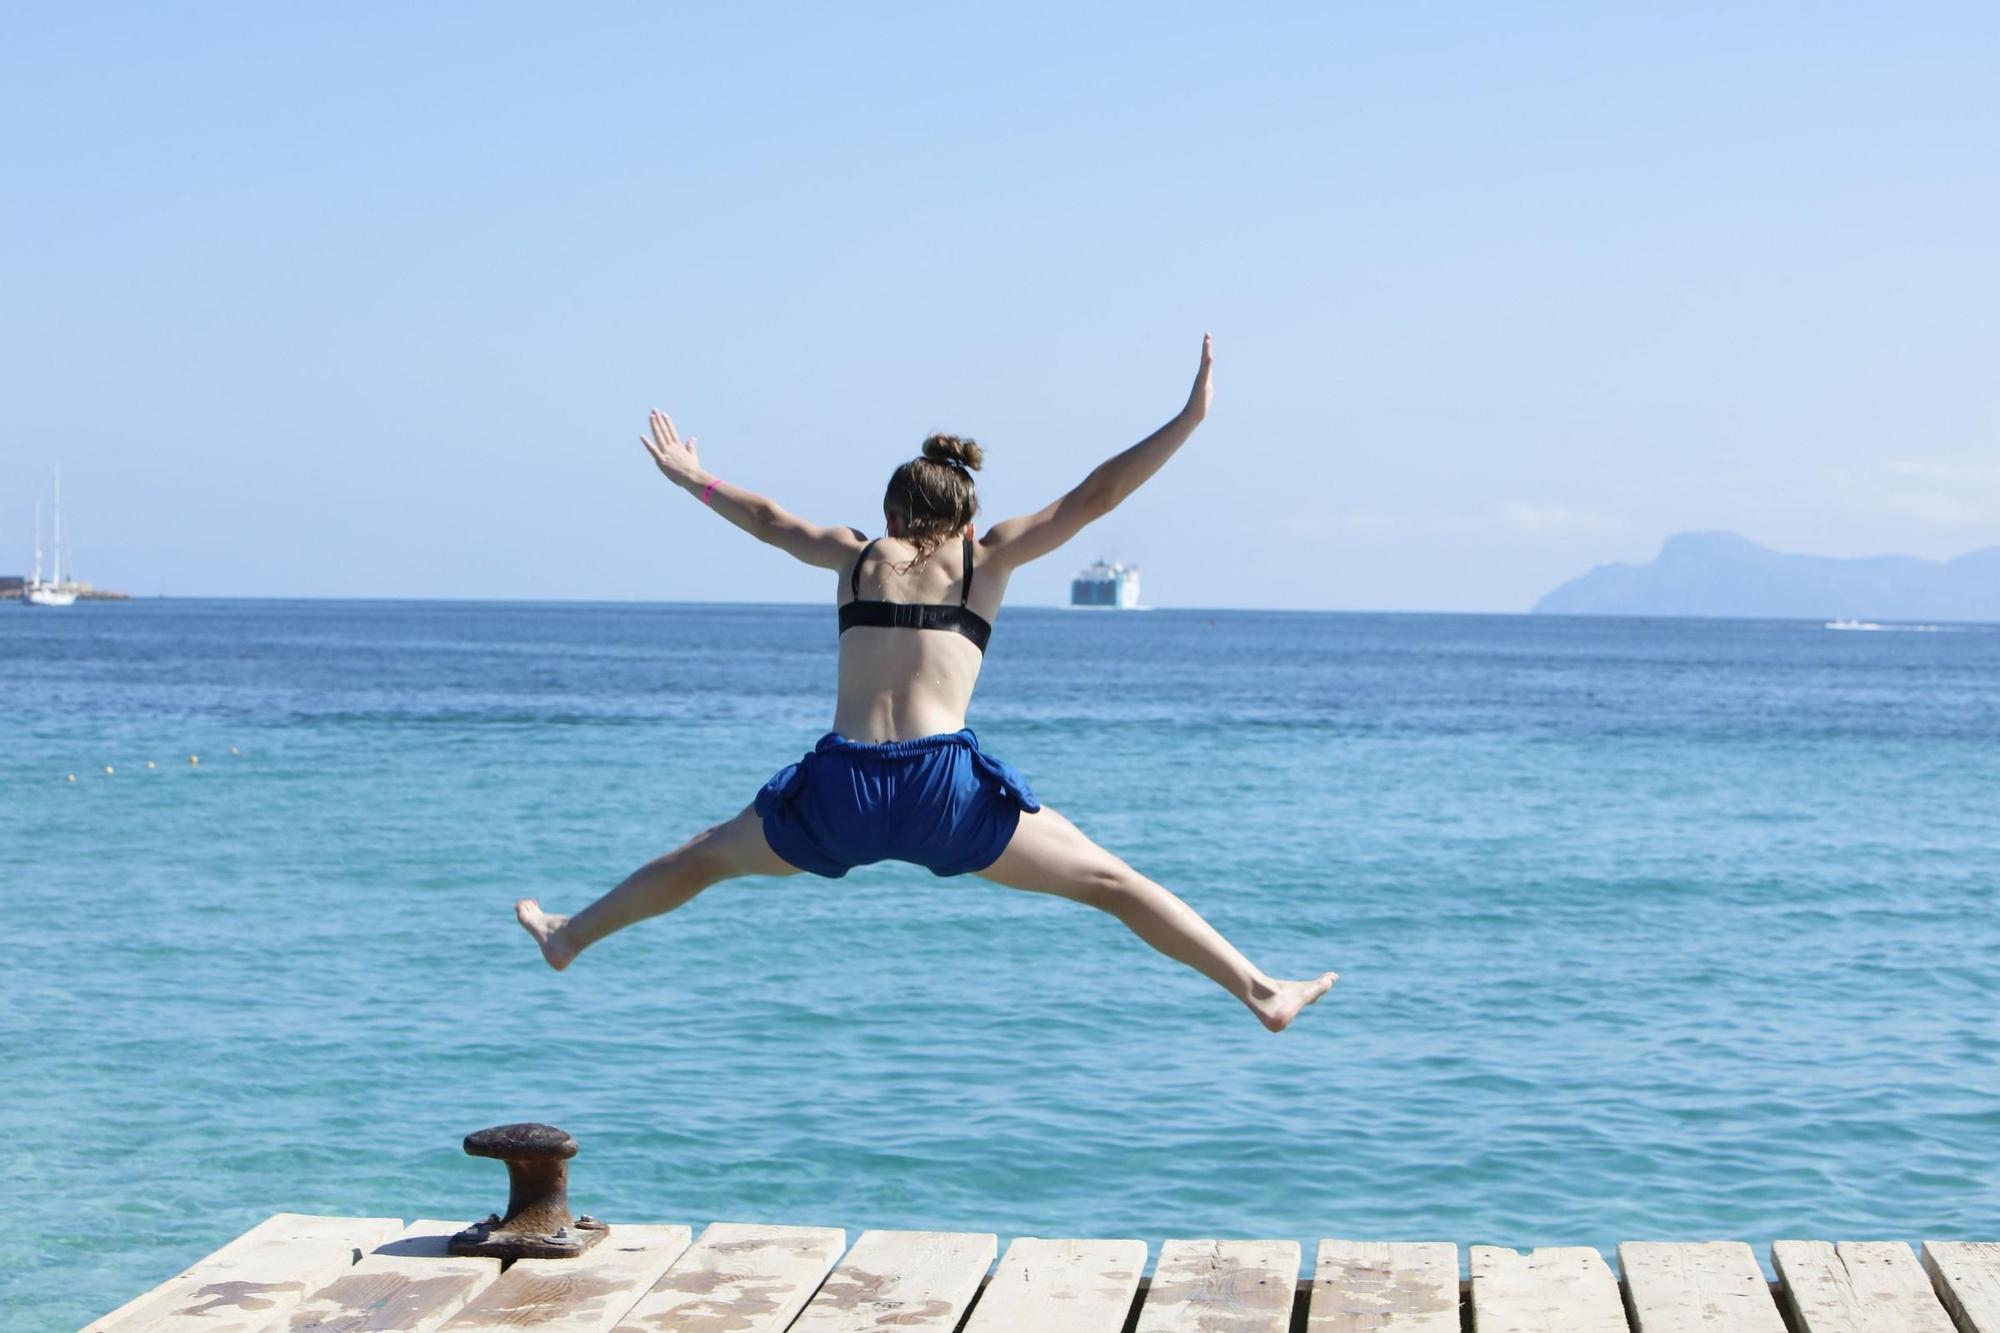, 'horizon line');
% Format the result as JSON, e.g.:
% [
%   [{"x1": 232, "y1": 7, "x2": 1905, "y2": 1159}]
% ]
[{"x1": 7, "y1": 592, "x2": 1536, "y2": 616}]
